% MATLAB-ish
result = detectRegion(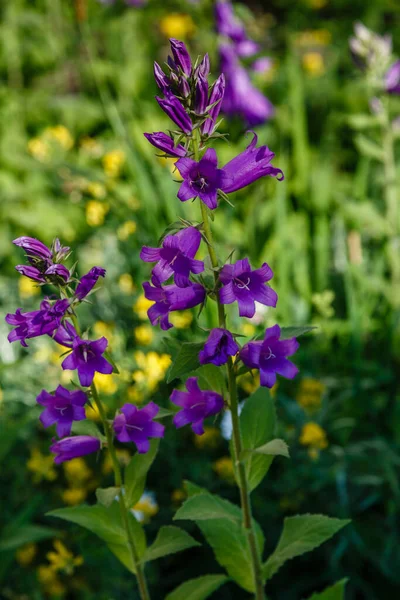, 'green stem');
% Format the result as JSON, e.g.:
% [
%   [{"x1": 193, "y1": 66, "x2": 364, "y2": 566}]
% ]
[
  {"x1": 382, "y1": 100, "x2": 399, "y2": 287},
  {"x1": 192, "y1": 130, "x2": 265, "y2": 600}
]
